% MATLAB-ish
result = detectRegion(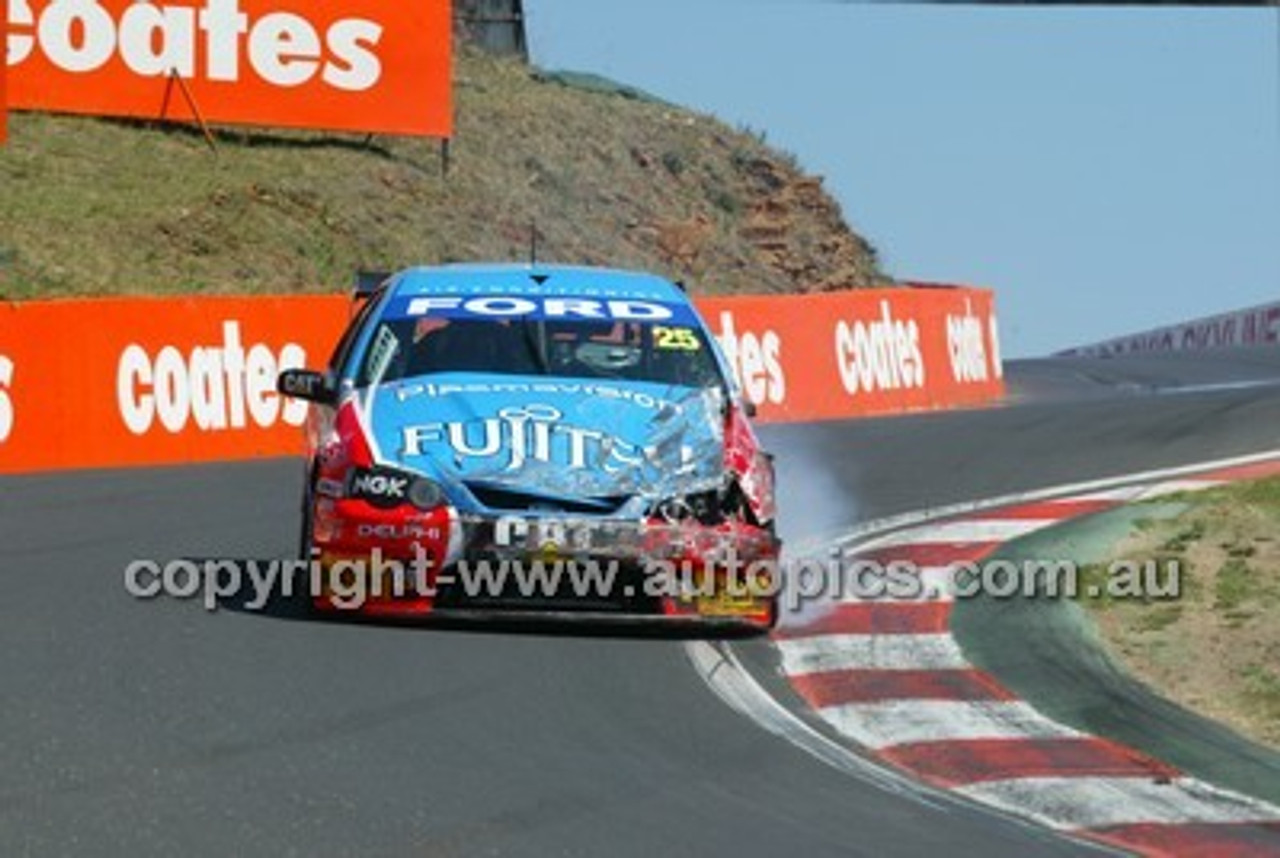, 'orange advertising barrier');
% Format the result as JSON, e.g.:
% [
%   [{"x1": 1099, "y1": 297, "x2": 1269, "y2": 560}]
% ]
[
  {"x1": 6, "y1": 0, "x2": 452, "y2": 137},
  {"x1": 700, "y1": 285, "x2": 1004, "y2": 423},
  {"x1": 0, "y1": 287, "x2": 1003, "y2": 475},
  {"x1": 0, "y1": 296, "x2": 348, "y2": 474}
]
